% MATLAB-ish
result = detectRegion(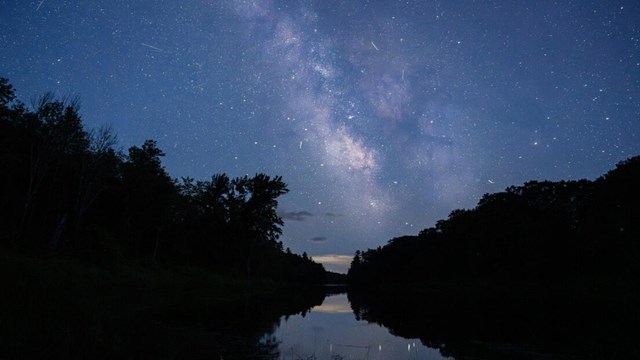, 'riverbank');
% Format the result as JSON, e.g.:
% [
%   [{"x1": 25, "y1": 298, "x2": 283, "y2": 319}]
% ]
[
  {"x1": 0, "y1": 247, "x2": 324, "y2": 359},
  {"x1": 348, "y1": 279, "x2": 640, "y2": 359}
]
